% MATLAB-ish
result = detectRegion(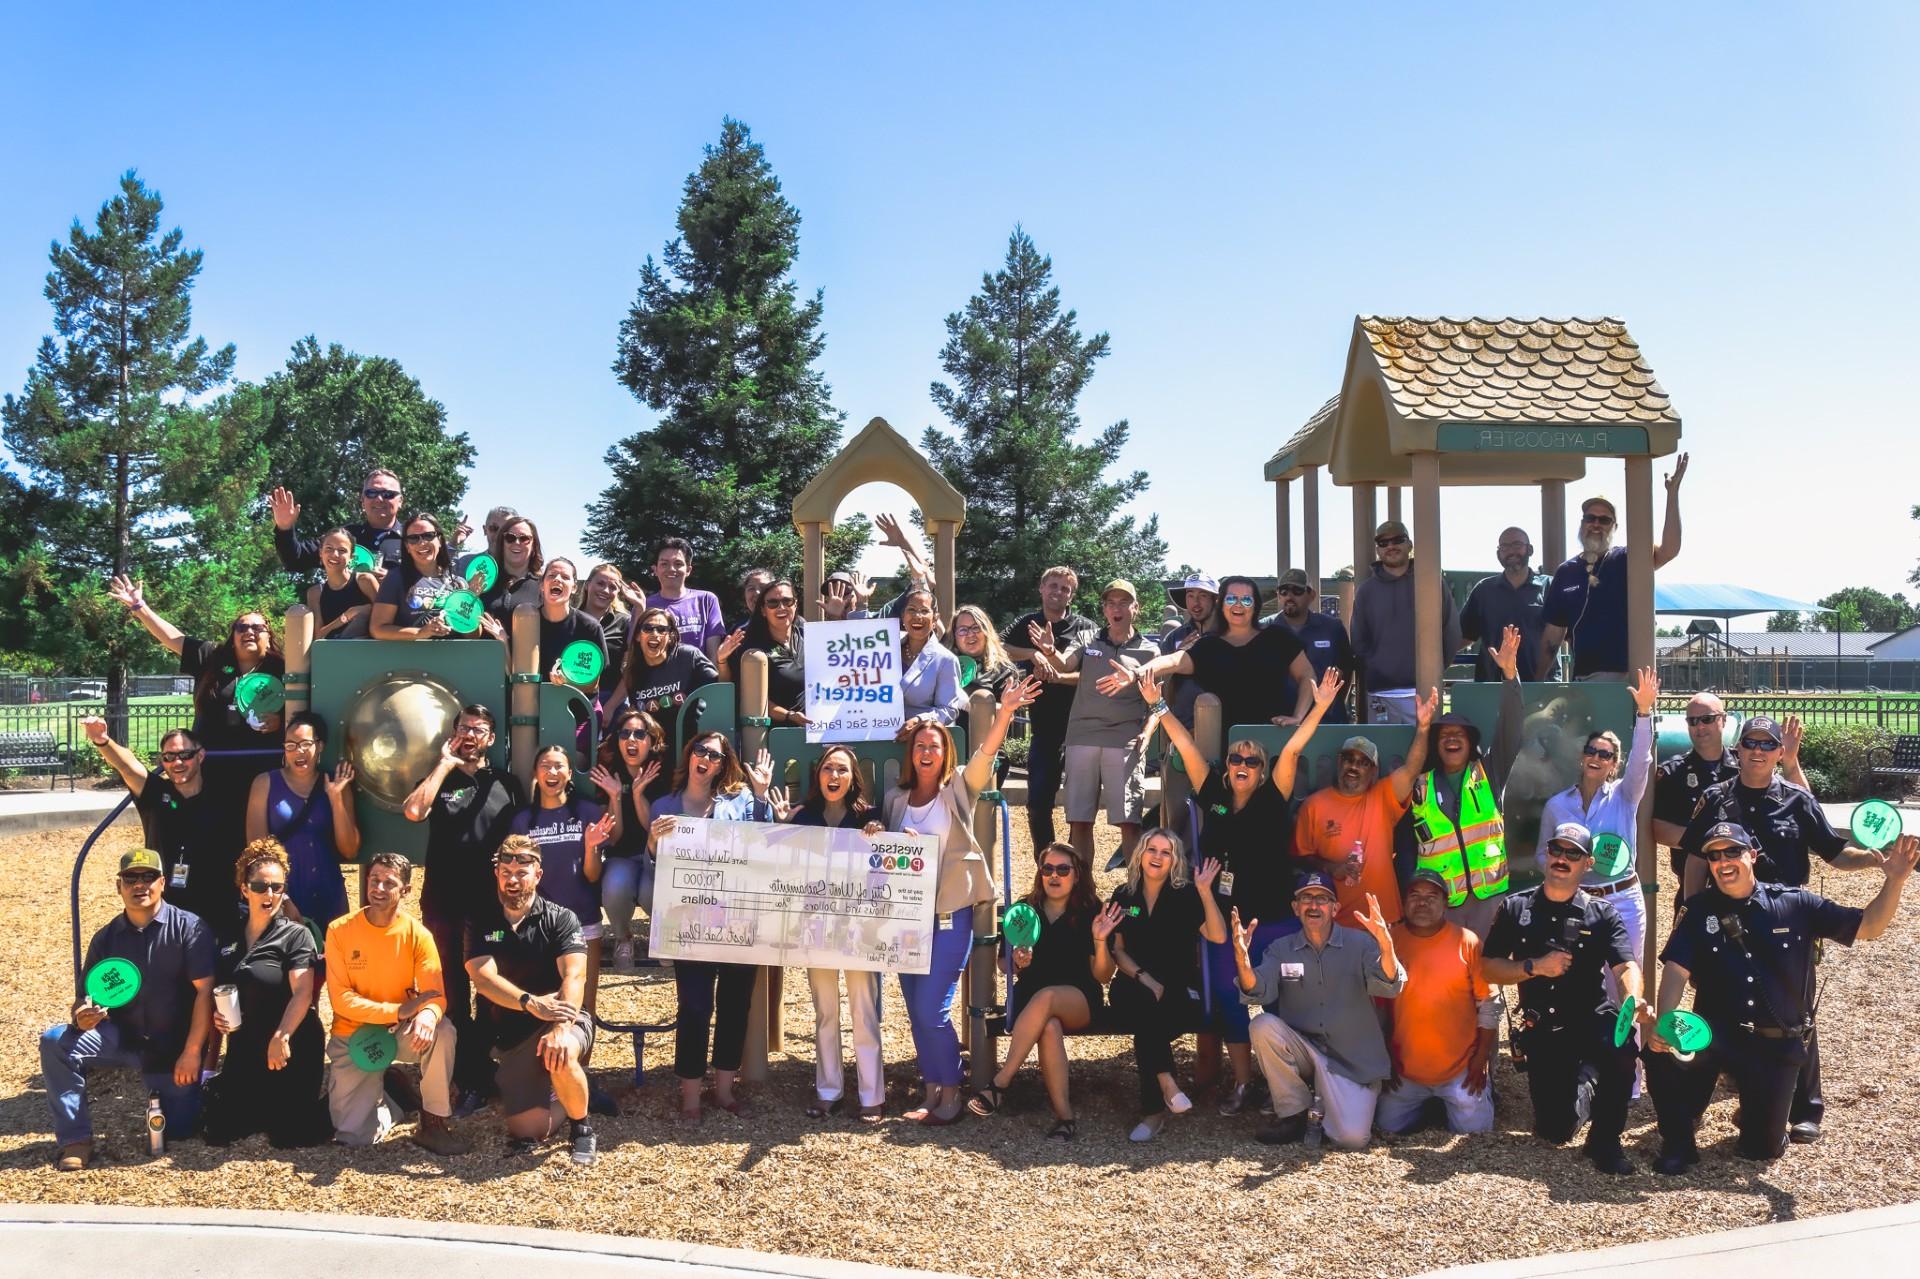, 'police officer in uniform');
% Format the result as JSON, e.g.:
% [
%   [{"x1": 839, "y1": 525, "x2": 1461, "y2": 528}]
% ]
[
  {"x1": 1482, "y1": 821, "x2": 1645, "y2": 1174},
  {"x1": 1651, "y1": 693, "x2": 1738, "y2": 891},
  {"x1": 1646, "y1": 822, "x2": 1916, "y2": 1173},
  {"x1": 1677, "y1": 713, "x2": 1884, "y2": 1141}
]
